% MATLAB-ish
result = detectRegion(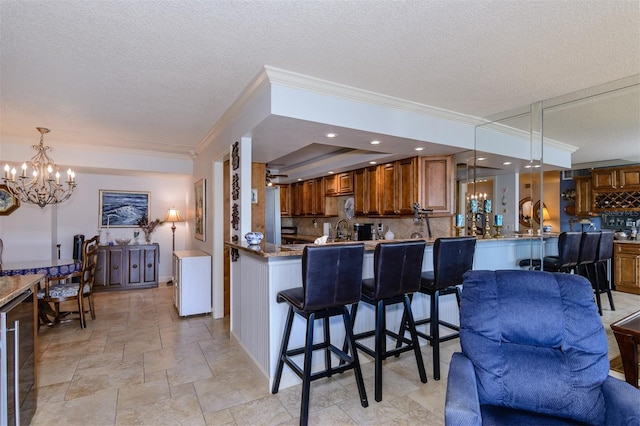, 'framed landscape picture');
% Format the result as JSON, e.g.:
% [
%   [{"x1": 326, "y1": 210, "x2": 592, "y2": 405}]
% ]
[
  {"x1": 194, "y1": 178, "x2": 205, "y2": 241},
  {"x1": 99, "y1": 190, "x2": 150, "y2": 227}
]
